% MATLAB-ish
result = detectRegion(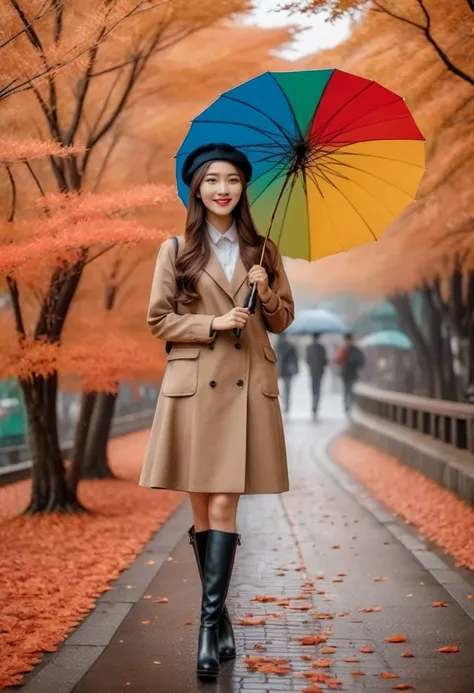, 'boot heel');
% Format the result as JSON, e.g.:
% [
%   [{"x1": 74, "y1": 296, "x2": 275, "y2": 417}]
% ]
[{"x1": 196, "y1": 626, "x2": 219, "y2": 679}]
